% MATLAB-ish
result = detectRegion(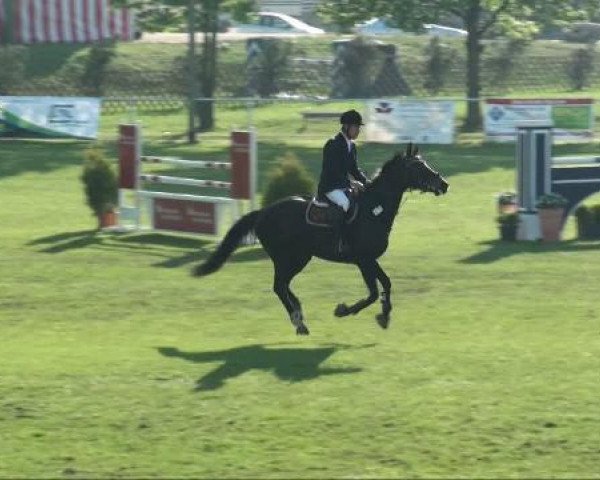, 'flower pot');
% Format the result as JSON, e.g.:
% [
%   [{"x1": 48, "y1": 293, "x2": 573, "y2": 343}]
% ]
[
  {"x1": 98, "y1": 210, "x2": 116, "y2": 229},
  {"x1": 498, "y1": 203, "x2": 518, "y2": 215},
  {"x1": 499, "y1": 224, "x2": 517, "y2": 241},
  {"x1": 538, "y1": 207, "x2": 564, "y2": 242}
]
